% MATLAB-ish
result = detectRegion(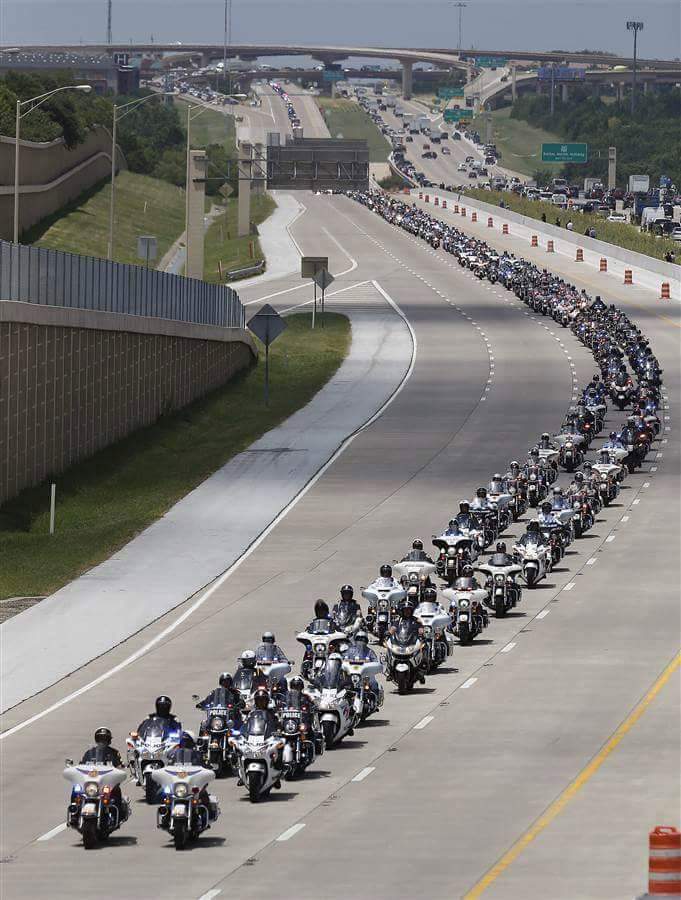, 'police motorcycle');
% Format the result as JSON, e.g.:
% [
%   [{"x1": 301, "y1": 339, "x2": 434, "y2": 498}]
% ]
[
  {"x1": 525, "y1": 464, "x2": 549, "y2": 508},
  {"x1": 152, "y1": 757, "x2": 219, "y2": 849},
  {"x1": 63, "y1": 757, "x2": 130, "y2": 849},
  {"x1": 476, "y1": 555, "x2": 522, "y2": 618},
  {"x1": 432, "y1": 529, "x2": 478, "y2": 586},
  {"x1": 342, "y1": 642, "x2": 384, "y2": 721},
  {"x1": 553, "y1": 430, "x2": 586, "y2": 472},
  {"x1": 309, "y1": 654, "x2": 357, "y2": 747},
  {"x1": 414, "y1": 588, "x2": 453, "y2": 669},
  {"x1": 193, "y1": 685, "x2": 242, "y2": 777},
  {"x1": 592, "y1": 451, "x2": 622, "y2": 505},
  {"x1": 486, "y1": 477, "x2": 514, "y2": 532},
  {"x1": 383, "y1": 617, "x2": 428, "y2": 694},
  {"x1": 441, "y1": 571, "x2": 490, "y2": 646},
  {"x1": 512, "y1": 528, "x2": 552, "y2": 587},
  {"x1": 362, "y1": 572, "x2": 406, "y2": 643},
  {"x1": 297, "y1": 613, "x2": 348, "y2": 682},
  {"x1": 392, "y1": 547, "x2": 437, "y2": 595},
  {"x1": 127, "y1": 719, "x2": 182, "y2": 804},
  {"x1": 230, "y1": 695, "x2": 286, "y2": 802},
  {"x1": 279, "y1": 683, "x2": 322, "y2": 780}
]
